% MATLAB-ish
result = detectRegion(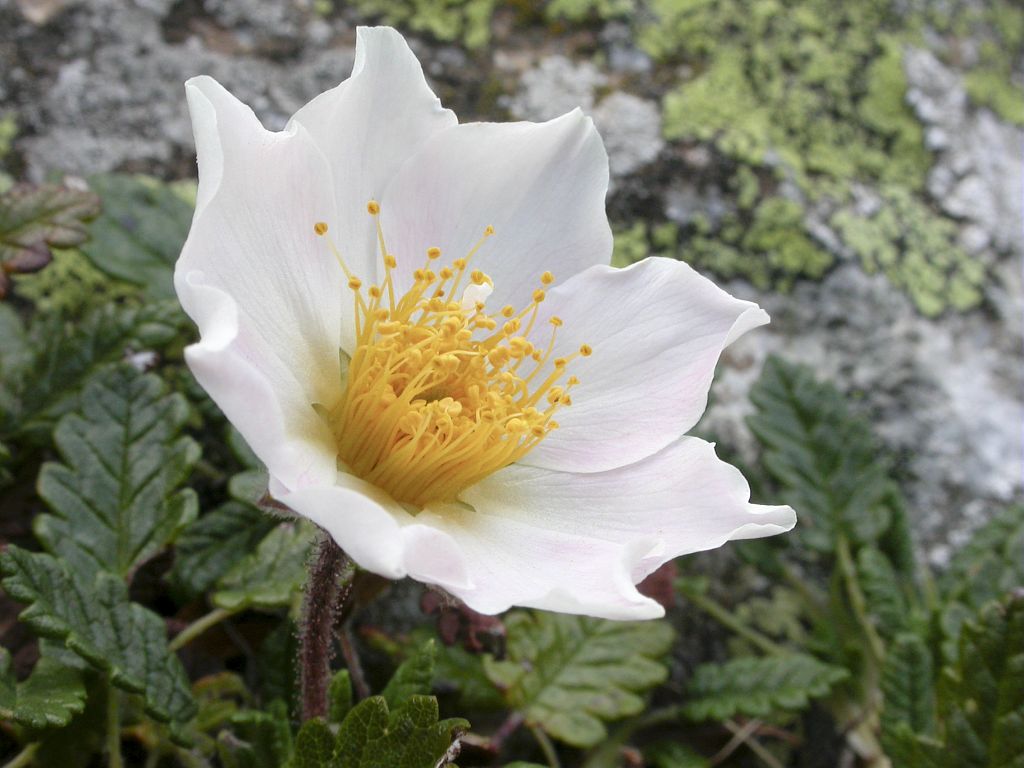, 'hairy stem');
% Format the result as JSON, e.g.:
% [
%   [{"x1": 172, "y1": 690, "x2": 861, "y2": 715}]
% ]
[
  {"x1": 168, "y1": 607, "x2": 235, "y2": 652},
  {"x1": 530, "y1": 725, "x2": 562, "y2": 768},
  {"x1": 300, "y1": 534, "x2": 349, "y2": 720}
]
